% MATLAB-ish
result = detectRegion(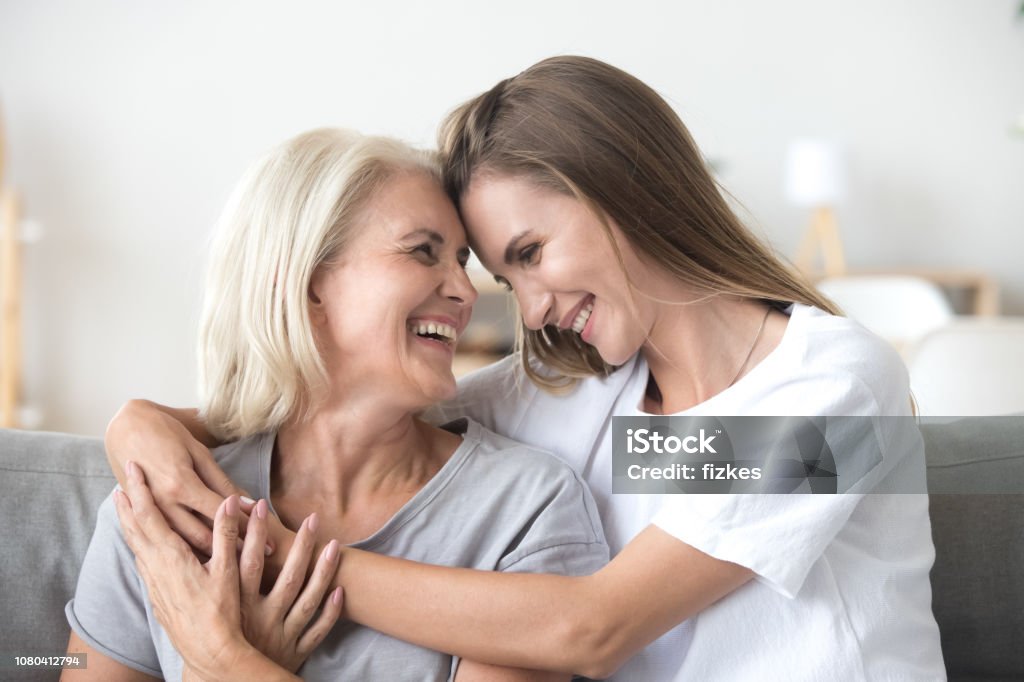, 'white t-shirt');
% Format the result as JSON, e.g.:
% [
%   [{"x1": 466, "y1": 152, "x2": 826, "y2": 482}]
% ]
[{"x1": 431, "y1": 304, "x2": 945, "y2": 681}]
